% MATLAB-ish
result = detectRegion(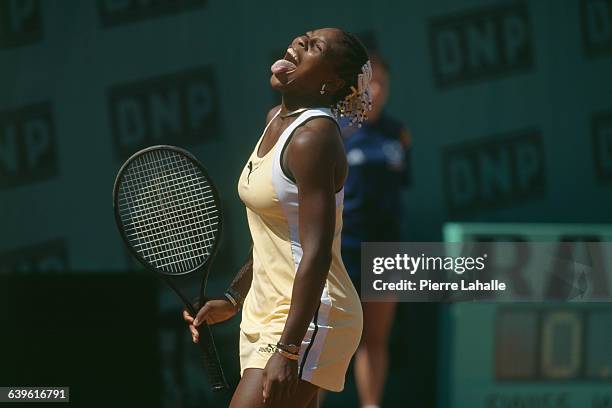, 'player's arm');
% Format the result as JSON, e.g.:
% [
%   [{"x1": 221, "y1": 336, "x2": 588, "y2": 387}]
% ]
[
  {"x1": 262, "y1": 119, "x2": 341, "y2": 402},
  {"x1": 184, "y1": 247, "x2": 253, "y2": 342},
  {"x1": 225, "y1": 247, "x2": 253, "y2": 307},
  {"x1": 280, "y1": 121, "x2": 339, "y2": 346}
]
